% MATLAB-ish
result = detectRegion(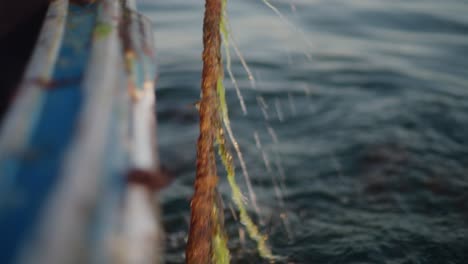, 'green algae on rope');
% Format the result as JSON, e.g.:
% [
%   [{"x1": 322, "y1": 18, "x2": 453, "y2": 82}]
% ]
[
  {"x1": 218, "y1": 0, "x2": 276, "y2": 261},
  {"x1": 186, "y1": 0, "x2": 276, "y2": 262},
  {"x1": 185, "y1": 0, "x2": 230, "y2": 263}
]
